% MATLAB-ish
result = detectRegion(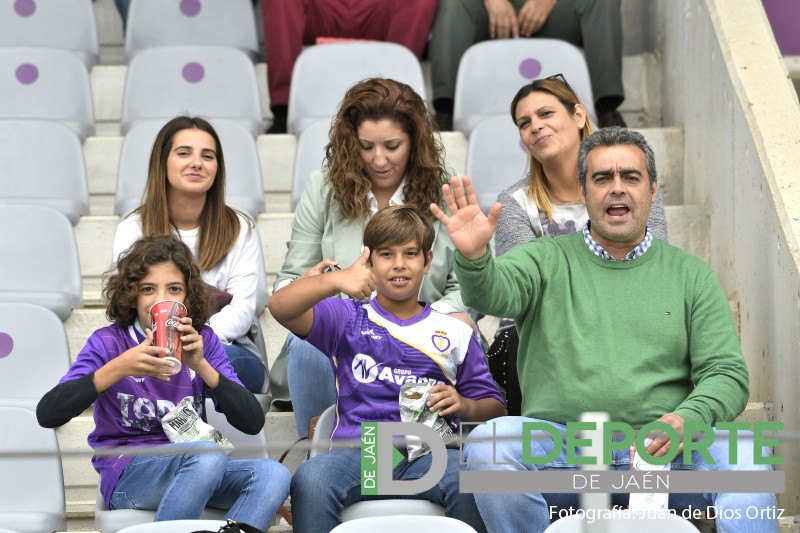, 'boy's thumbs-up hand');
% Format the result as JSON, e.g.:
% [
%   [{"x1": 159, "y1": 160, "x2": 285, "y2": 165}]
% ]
[{"x1": 335, "y1": 247, "x2": 377, "y2": 301}]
